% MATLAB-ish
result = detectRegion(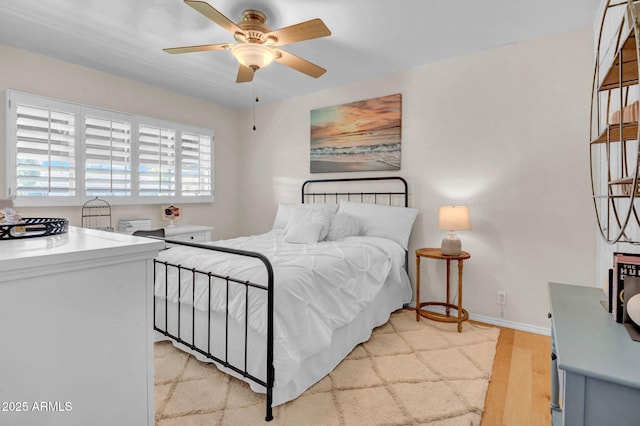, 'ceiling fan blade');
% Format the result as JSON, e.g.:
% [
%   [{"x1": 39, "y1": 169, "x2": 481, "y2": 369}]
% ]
[
  {"x1": 184, "y1": 0, "x2": 245, "y2": 36},
  {"x1": 236, "y1": 64, "x2": 254, "y2": 83},
  {"x1": 267, "y1": 18, "x2": 331, "y2": 46},
  {"x1": 163, "y1": 43, "x2": 230, "y2": 54},
  {"x1": 275, "y1": 49, "x2": 326, "y2": 78}
]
